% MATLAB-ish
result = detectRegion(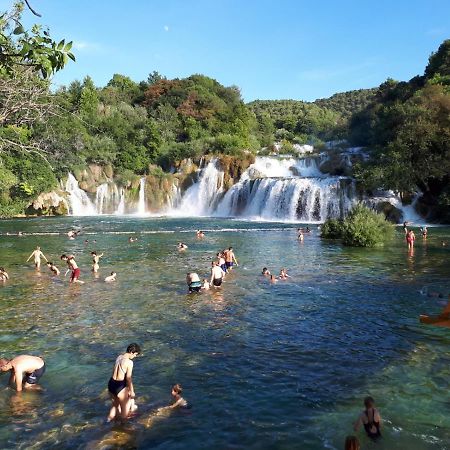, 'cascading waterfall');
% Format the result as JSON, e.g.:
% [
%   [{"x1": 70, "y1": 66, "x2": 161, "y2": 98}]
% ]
[
  {"x1": 116, "y1": 188, "x2": 125, "y2": 215},
  {"x1": 175, "y1": 159, "x2": 225, "y2": 216},
  {"x1": 137, "y1": 177, "x2": 146, "y2": 214},
  {"x1": 65, "y1": 173, "x2": 97, "y2": 216}
]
